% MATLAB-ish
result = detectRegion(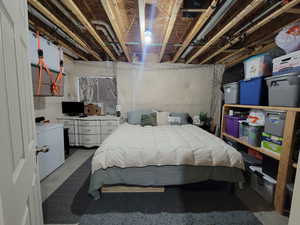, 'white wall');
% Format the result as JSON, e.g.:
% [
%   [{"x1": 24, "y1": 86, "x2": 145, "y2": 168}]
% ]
[
  {"x1": 71, "y1": 61, "x2": 215, "y2": 117},
  {"x1": 33, "y1": 57, "x2": 76, "y2": 122},
  {"x1": 28, "y1": 31, "x2": 60, "y2": 71}
]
